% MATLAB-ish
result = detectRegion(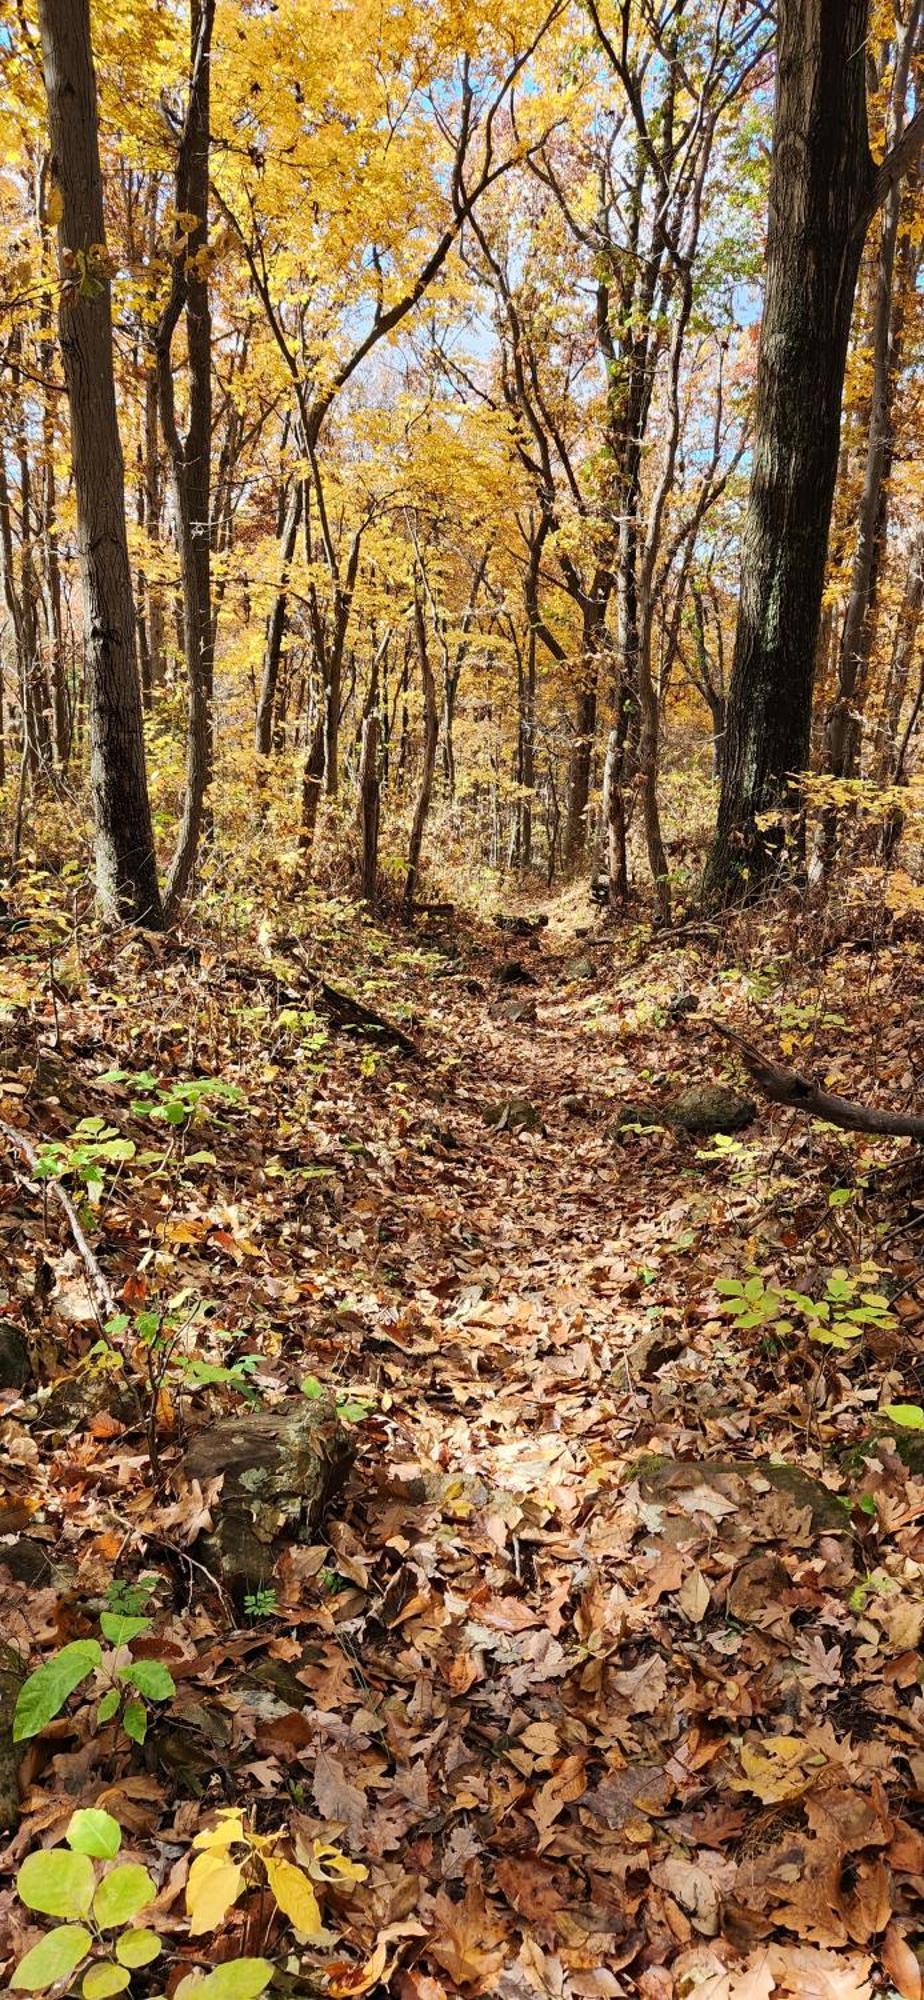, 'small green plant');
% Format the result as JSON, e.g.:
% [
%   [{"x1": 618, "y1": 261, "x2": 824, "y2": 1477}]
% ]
[
  {"x1": 715, "y1": 1267, "x2": 896, "y2": 1352},
  {"x1": 242, "y1": 1586, "x2": 278, "y2": 1620},
  {"x1": 13, "y1": 1583, "x2": 175, "y2": 1749},
  {"x1": 300, "y1": 1374, "x2": 374, "y2": 1424},
  {"x1": 10, "y1": 1807, "x2": 159, "y2": 1994},
  {"x1": 99, "y1": 1069, "x2": 243, "y2": 1127},
  {"x1": 32, "y1": 1120, "x2": 136, "y2": 1206}
]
